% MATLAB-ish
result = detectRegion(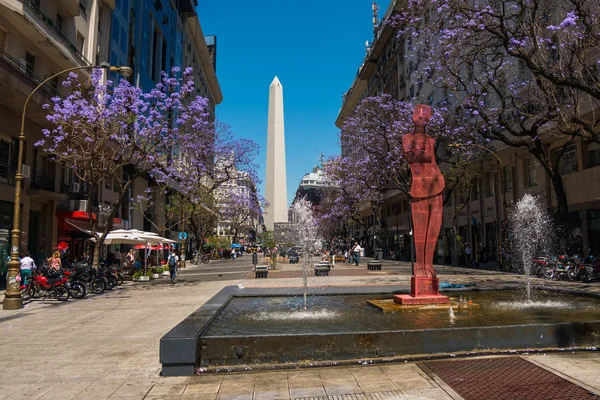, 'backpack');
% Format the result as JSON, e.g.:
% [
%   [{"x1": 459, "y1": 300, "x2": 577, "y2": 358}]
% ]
[{"x1": 168, "y1": 256, "x2": 176, "y2": 267}]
